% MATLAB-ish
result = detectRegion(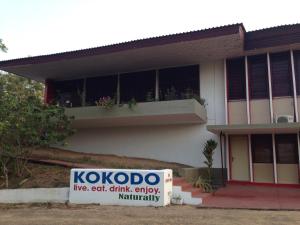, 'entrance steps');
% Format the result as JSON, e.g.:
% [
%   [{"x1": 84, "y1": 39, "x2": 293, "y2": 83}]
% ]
[{"x1": 172, "y1": 177, "x2": 211, "y2": 205}]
